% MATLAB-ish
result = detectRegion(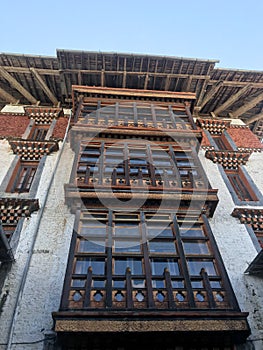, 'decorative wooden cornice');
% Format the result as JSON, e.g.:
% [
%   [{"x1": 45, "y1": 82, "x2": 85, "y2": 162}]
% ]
[
  {"x1": 197, "y1": 119, "x2": 231, "y2": 135},
  {"x1": 0, "y1": 198, "x2": 39, "y2": 225},
  {"x1": 232, "y1": 208, "x2": 263, "y2": 231},
  {"x1": 25, "y1": 107, "x2": 63, "y2": 124},
  {"x1": 205, "y1": 150, "x2": 251, "y2": 169},
  {"x1": 9, "y1": 140, "x2": 59, "y2": 161}
]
